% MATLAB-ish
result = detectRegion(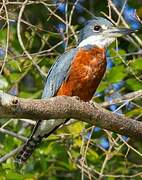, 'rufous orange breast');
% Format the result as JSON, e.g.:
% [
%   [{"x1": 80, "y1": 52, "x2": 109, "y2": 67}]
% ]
[{"x1": 57, "y1": 47, "x2": 106, "y2": 101}]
